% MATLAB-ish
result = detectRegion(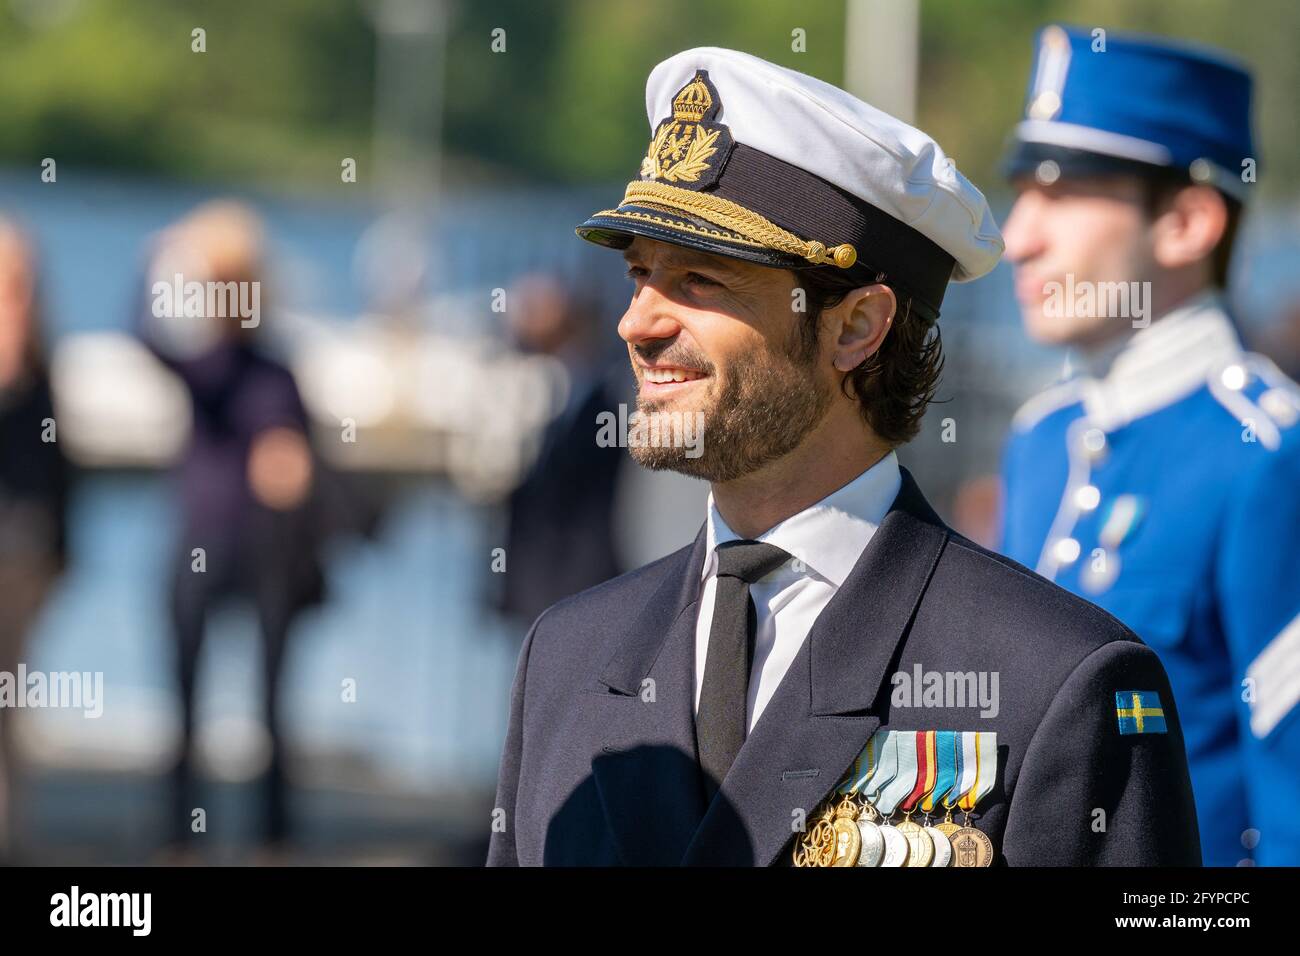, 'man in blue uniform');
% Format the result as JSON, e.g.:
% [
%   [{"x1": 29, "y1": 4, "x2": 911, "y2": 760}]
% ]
[
  {"x1": 998, "y1": 25, "x2": 1300, "y2": 866},
  {"x1": 488, "y1": 47, "x2": 1201, "y2": 866}
]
